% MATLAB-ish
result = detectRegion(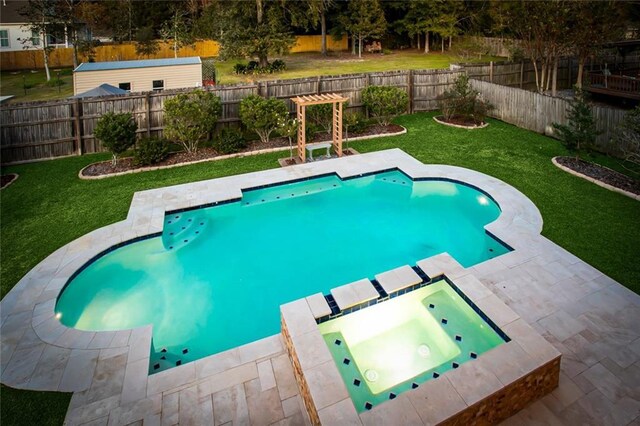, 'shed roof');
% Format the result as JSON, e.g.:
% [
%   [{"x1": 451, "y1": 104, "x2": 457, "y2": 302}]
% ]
[
  {"x1": 70, "y1": 84, "x2": 128, "y2": 99},
  {"x1": 74, "y1": 57, "x2": 201, "y2": 73}
]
